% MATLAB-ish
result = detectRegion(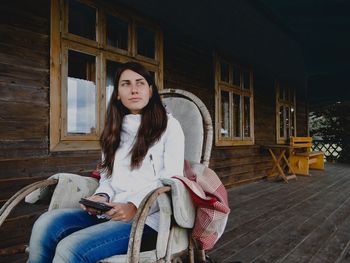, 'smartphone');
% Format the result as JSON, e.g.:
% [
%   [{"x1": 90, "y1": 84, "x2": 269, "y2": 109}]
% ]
[{"x1": 79, "y1": 198, "x2": 113, "y2": 212}]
